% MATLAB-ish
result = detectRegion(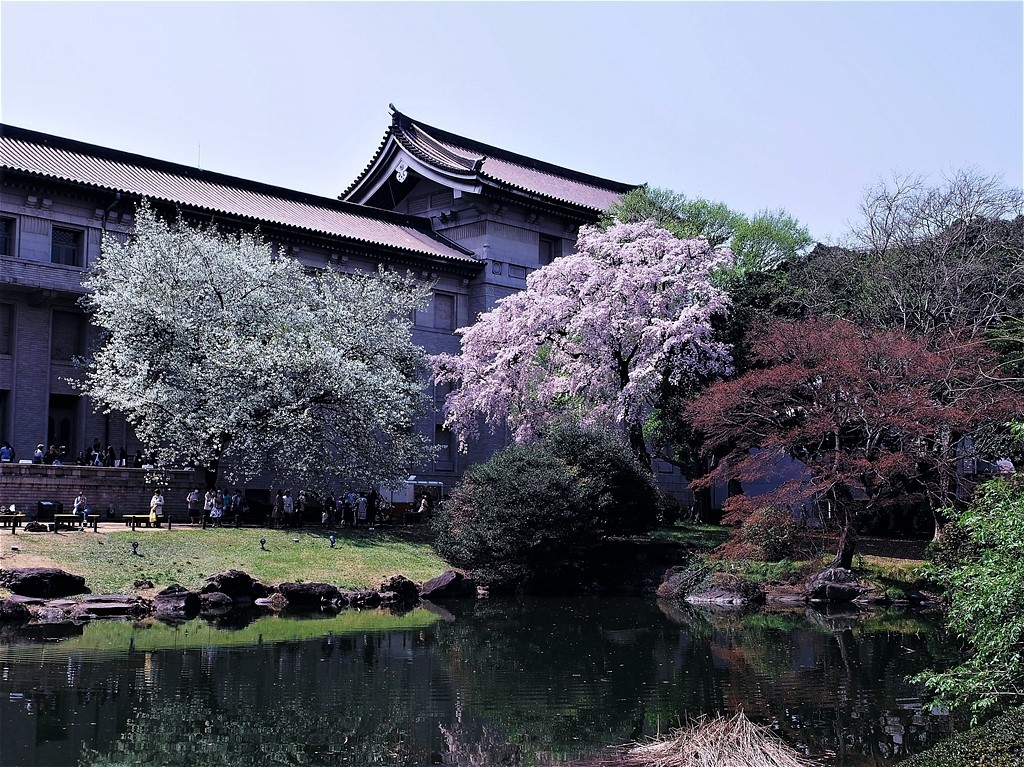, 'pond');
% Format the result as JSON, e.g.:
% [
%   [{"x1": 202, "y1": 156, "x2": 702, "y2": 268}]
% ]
[{"x1": 0, "y1": 597, "x2": 959, "y2": 766}]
